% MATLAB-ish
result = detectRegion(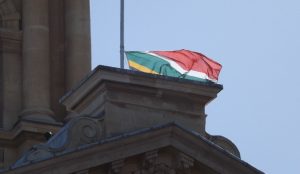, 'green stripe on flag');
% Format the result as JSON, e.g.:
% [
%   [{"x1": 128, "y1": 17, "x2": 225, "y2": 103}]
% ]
[{"x1": 184, "y1": 75, "x2": 211, "y2": 83}]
